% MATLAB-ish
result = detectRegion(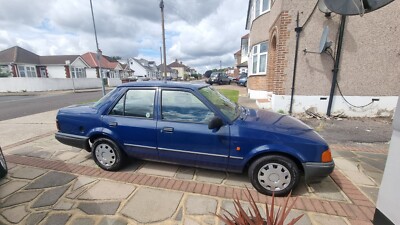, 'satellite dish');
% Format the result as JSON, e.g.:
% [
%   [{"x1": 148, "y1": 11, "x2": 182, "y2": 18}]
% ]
[
  {"x1": 319, "y1": 26, "x2": 332, "y2": 53},
  {"x1": 318, "y1": 0, "x2": 332, "y2": 14},
  {"x1": 323, "y1": 0, "x2": 394, "y2": 16}
]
